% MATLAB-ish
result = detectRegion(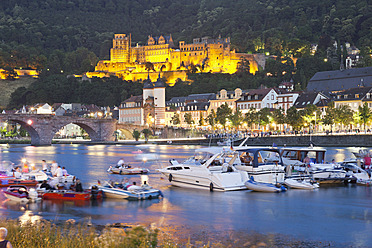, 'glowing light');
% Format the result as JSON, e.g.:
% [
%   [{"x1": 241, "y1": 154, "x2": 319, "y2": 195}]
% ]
[
  {"x1": 324, "y1": 58, "x2": 328, "y2": 62},
  {"x1": 27, "y1": 119, "x2": 33, "y2": 125}
]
